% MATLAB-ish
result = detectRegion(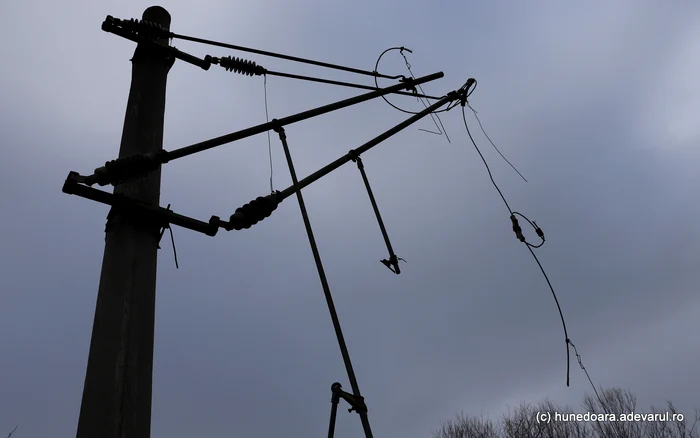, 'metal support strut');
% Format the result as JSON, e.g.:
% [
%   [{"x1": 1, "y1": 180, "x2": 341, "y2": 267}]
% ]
[
  {"x1": 273, "y1": 123, "x2": 374, "y2": 438},
  {"x1": 75, "y1": 72, "x2": 443, "y2": 188},
  {"x1": 349, "y1": 150, "x2": 405, "y2": 274},
  {"x1": 328, "y1": 382, "x2": 368, "y2": 438}
]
